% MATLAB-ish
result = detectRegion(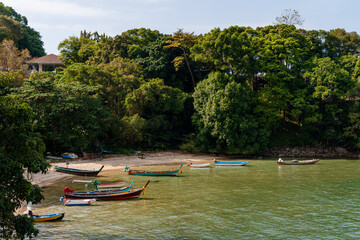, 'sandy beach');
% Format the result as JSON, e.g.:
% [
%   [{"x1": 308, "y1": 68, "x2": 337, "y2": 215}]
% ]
[{"x1": 30, "y1": 151, "x2": 217, "y2": 187}]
